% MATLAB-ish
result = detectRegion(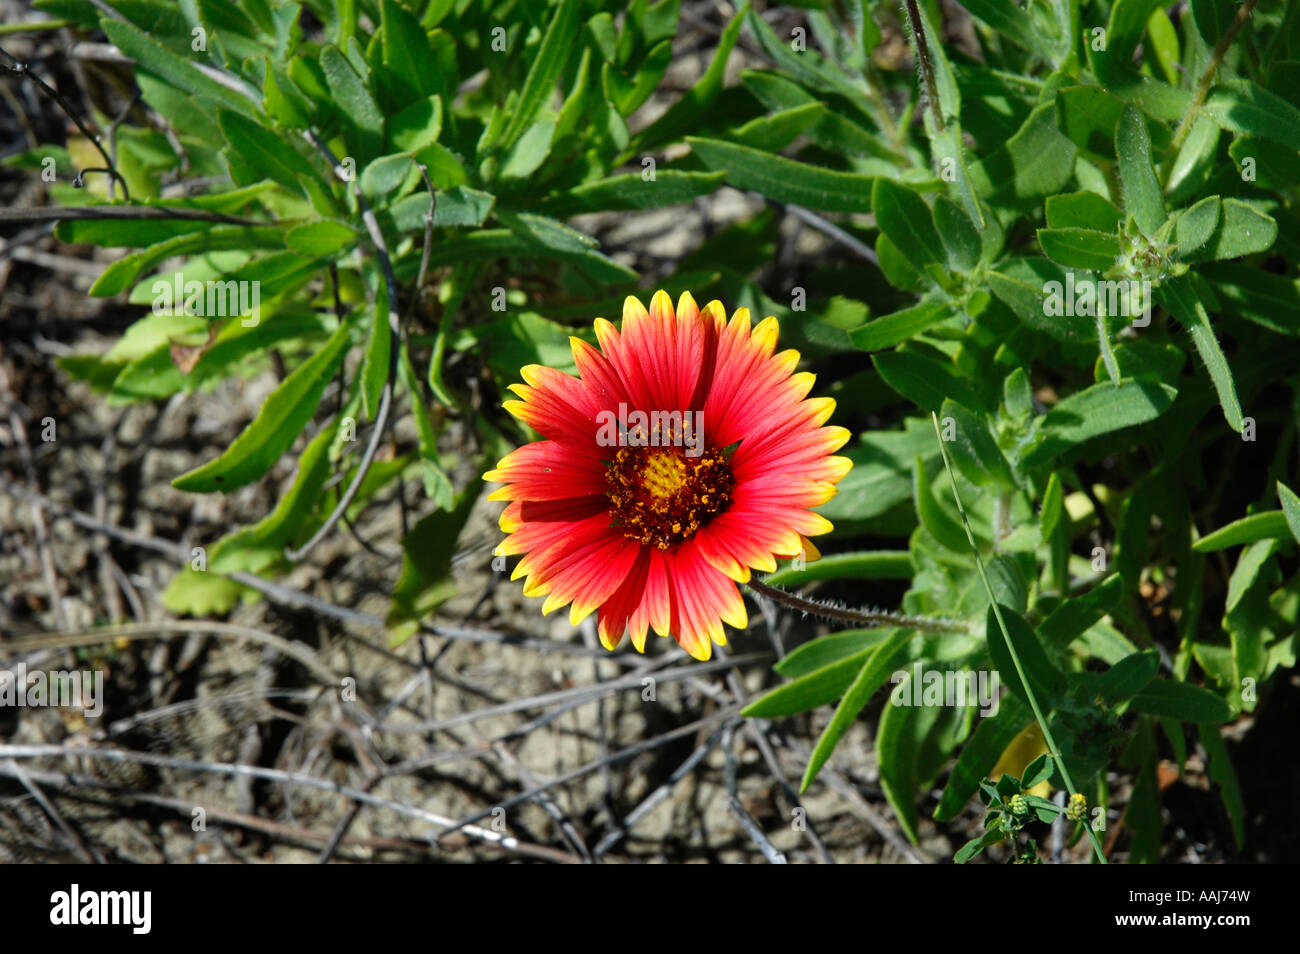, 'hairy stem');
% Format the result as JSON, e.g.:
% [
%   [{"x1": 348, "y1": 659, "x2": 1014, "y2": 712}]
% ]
[
  {"x1": 745, "y1": 577, "x2": 971, "y2": 633},
  {"x1": 902, "y1": 0, "x2": 945, "y2": 134},
  {"x1": 1170, "y1": 0, "x2": 1259, "y2": 152}
]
